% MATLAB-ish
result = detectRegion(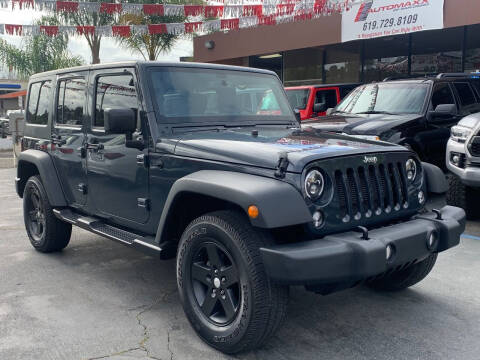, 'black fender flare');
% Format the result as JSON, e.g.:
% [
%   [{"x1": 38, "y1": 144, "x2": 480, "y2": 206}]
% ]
[
  {"x1": 422, "y1": 162, "x2": 448, "y2": 194},
  {"x1": 16, "y1": 149, "x2": 68, "y2": 206},
  {"x1": 155, "y1": 170, "x2": 312, "y2": 242}
]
